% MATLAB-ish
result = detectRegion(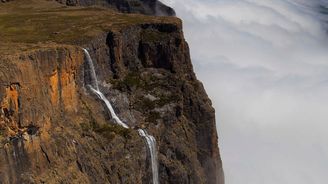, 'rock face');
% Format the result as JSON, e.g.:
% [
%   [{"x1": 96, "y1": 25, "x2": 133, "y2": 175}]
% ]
[
  {"x1": 0, "y1": 0, "x2": 223, "y2": 183},
  {"x1": 56, "y1": 0, "x2": 176, "y2": 16}
]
